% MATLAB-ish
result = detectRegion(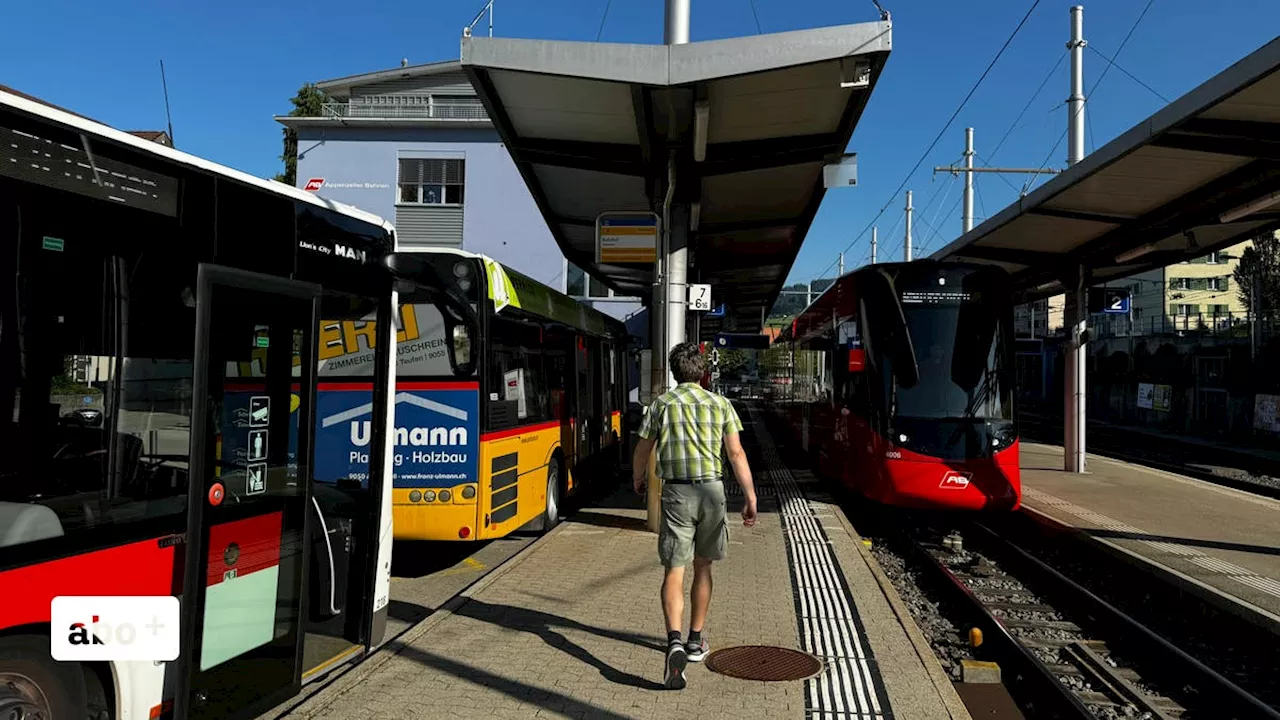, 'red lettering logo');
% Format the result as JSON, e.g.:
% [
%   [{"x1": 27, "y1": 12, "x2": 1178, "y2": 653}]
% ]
[
  {"x1": 303, "y1": 178, "x2": 325, "y2": 192},
  {"x1": 939, "y1": 471, "x2": 971, "y2": 490}
]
